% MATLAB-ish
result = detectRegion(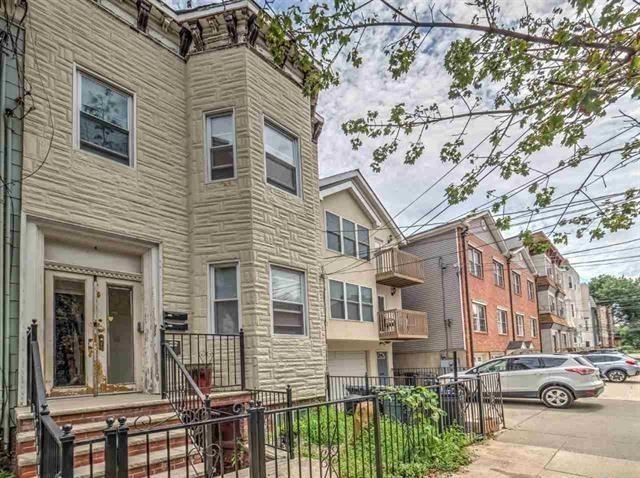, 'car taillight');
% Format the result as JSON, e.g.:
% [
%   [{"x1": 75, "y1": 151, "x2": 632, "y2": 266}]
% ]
[
  {"x1": 566, "y1": 367, "x2": 596, "y2": 375},
  {"x1": 625, "y1": 359, "x2": 637, "y2": 365}
]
